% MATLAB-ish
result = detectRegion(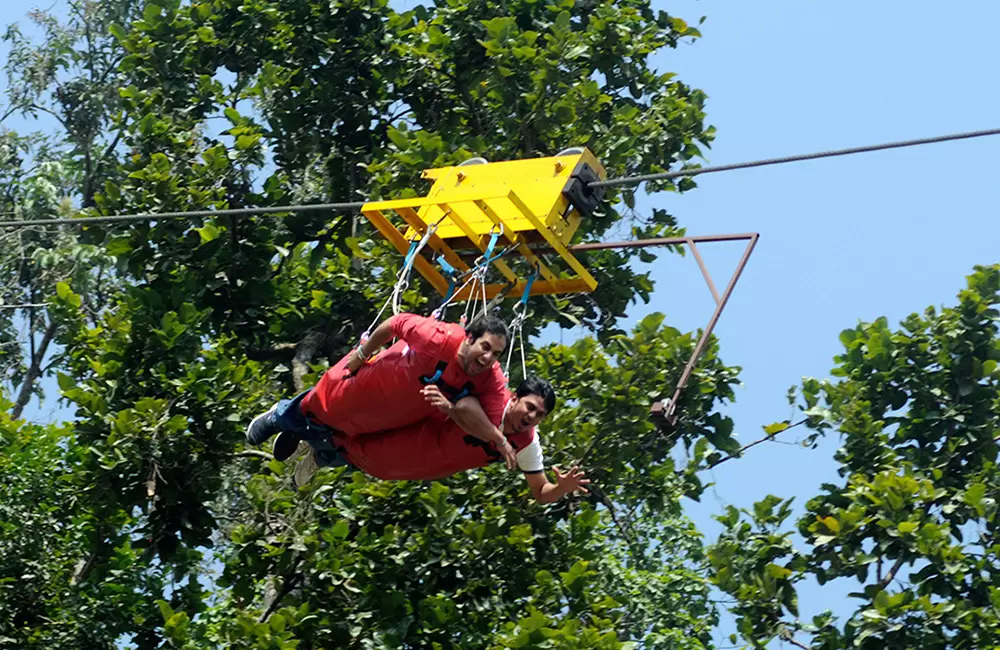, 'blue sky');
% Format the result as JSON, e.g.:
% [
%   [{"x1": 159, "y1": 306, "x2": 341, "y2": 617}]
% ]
[
  {"x1": 621, "y1": 0, "x2": 1000, "y2": 641},
  {"x1": 3, "y1": 0, "x2": 1000, "y2": 645}
]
